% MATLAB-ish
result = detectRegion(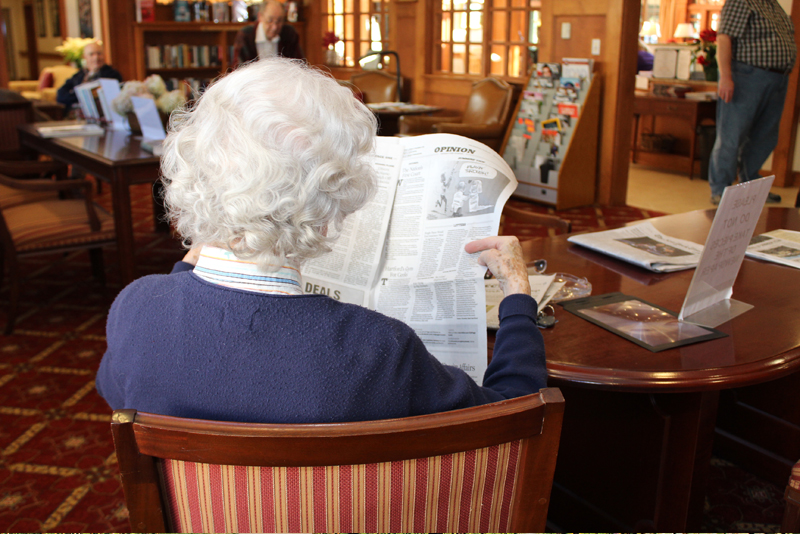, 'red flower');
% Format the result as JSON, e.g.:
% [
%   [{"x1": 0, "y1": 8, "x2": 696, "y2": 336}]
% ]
[
  {"x1": 322, "y1": 31, "x2": 340, "y2": 48},
  {"x1": 697, "y1": 55, "x2": 709, "y2": 66},
  {"x1": 699, "y1": 29, "x2": 717, "y2": 43}
]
